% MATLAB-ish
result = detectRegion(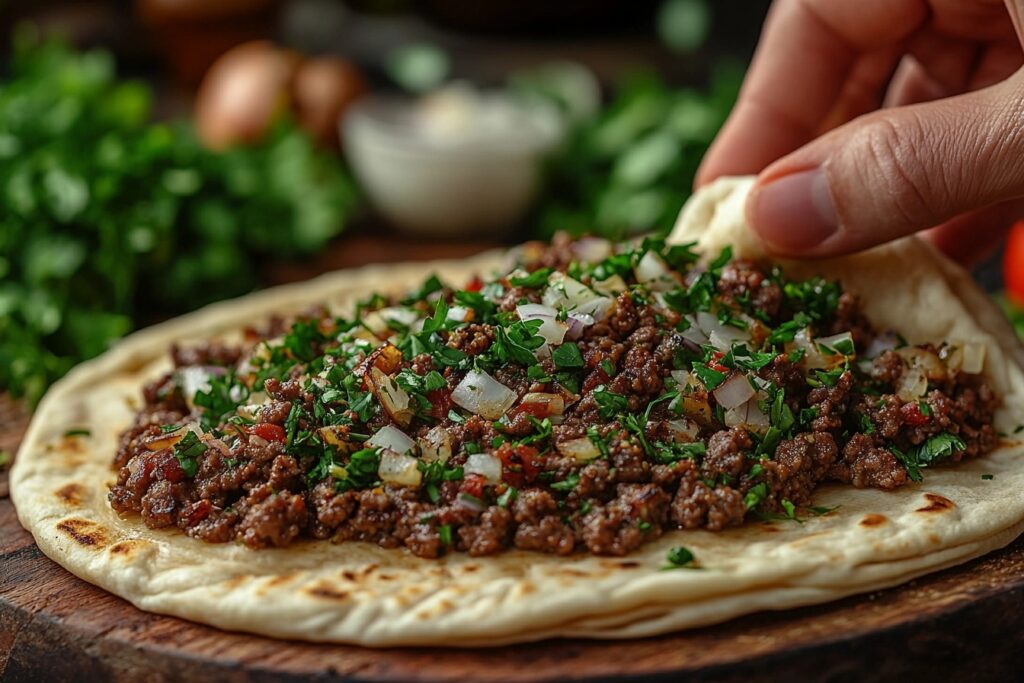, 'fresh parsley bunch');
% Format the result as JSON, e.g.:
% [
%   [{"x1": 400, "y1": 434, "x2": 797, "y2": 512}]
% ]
[{"x1": 0, "y1": 30, "x2": 358, "y2": 404}]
